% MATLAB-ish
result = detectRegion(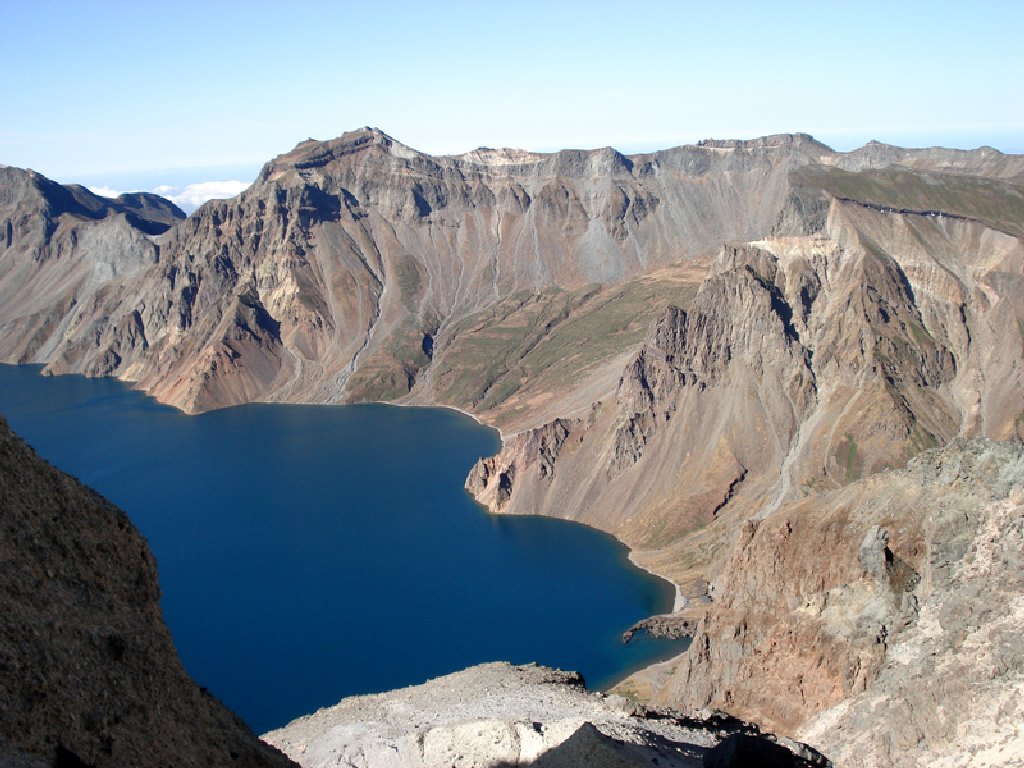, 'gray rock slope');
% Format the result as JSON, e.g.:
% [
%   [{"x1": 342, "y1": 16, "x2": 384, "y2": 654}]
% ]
[{"x1": 263, "y1": 661, "x2": 828, "y2": 768}]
